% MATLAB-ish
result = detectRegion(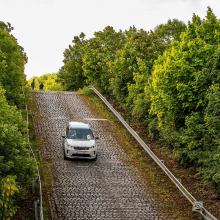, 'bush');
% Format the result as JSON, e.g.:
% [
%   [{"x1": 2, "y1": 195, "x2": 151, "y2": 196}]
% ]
[
  {"x1": 0, "y1": 84, "x2": 35, "y2": 219},
  {"x1": 0, "y1": 176, "x2": 19, "y2": 220}
]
